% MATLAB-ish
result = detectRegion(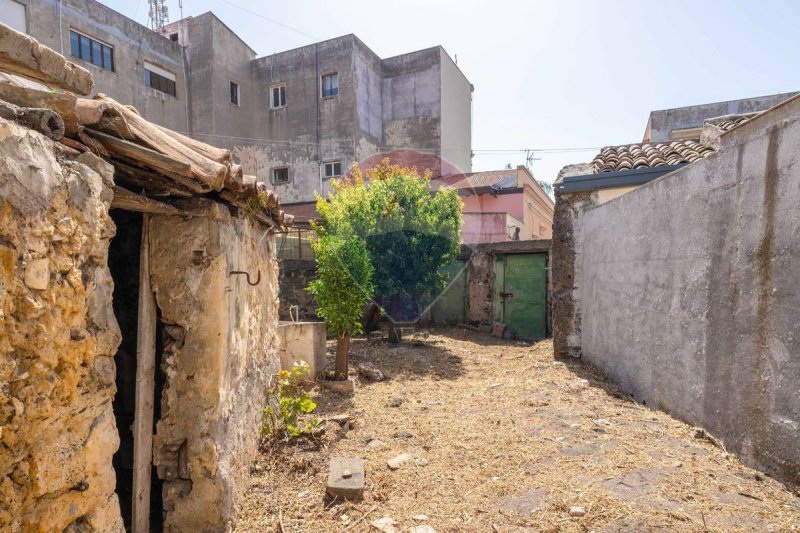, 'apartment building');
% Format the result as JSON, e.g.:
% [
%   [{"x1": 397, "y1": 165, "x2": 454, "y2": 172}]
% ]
[{"x1": 2, "y1": 0, "x2": 473, "y2": 204}]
